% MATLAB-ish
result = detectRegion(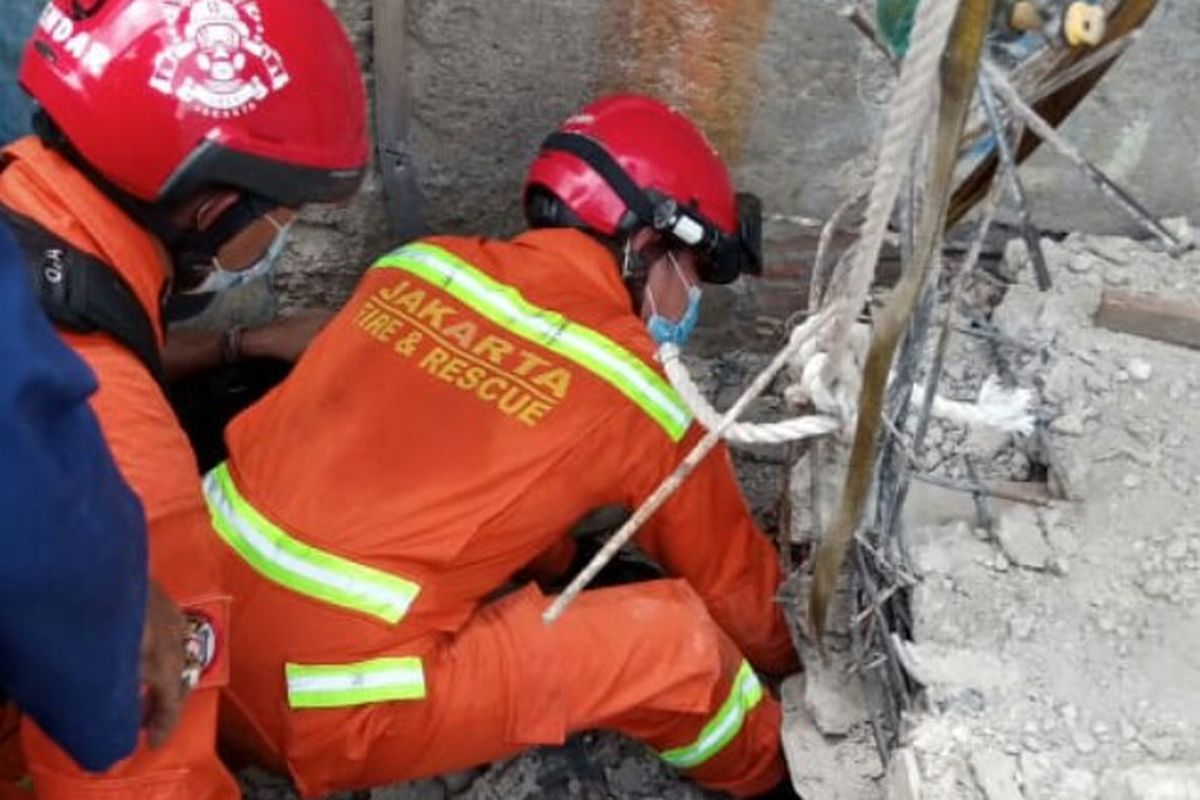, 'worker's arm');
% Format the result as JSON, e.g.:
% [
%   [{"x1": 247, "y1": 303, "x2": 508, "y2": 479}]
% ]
[
  {"x1": 628, "y1": 425, "x2": 772, "y2": 592},
  {"x1": 163, "y1": 309, "x2": 334, "y2": 381},
  {"x1": 625, "y1": 422, "x2": 796, "y2": 673},
  {"x1": 0, "y1": 221, "x2": 150, "y2": 772}
]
